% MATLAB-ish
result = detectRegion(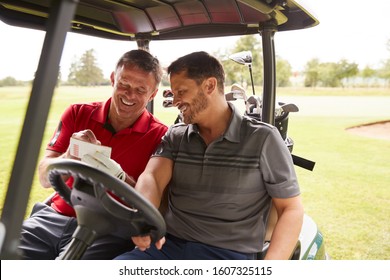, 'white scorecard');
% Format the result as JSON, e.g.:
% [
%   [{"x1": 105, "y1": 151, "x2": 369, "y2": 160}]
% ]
[{"x1": 69, "y1": 137, "x2": 112, "y2": 159}]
